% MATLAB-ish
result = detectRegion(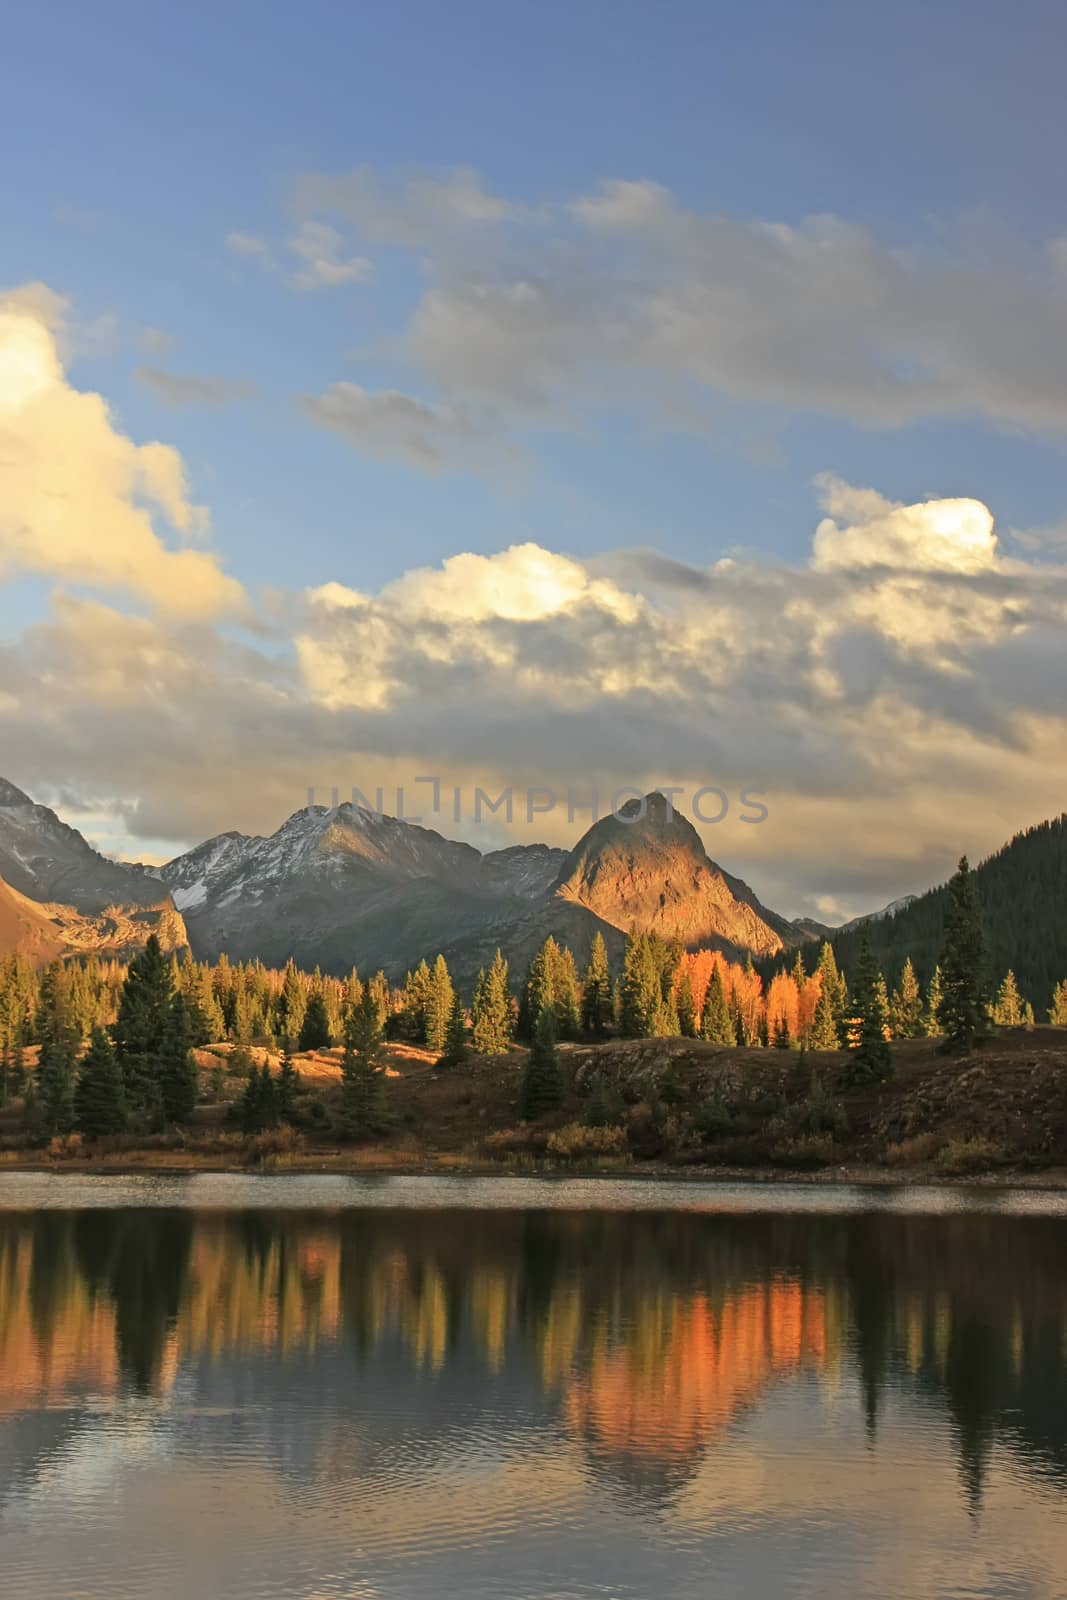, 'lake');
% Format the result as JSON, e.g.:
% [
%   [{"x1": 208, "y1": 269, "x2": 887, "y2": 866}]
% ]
[{"x1": 0, "y1": 1175, "x2": 1065, "y2": 1598}]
